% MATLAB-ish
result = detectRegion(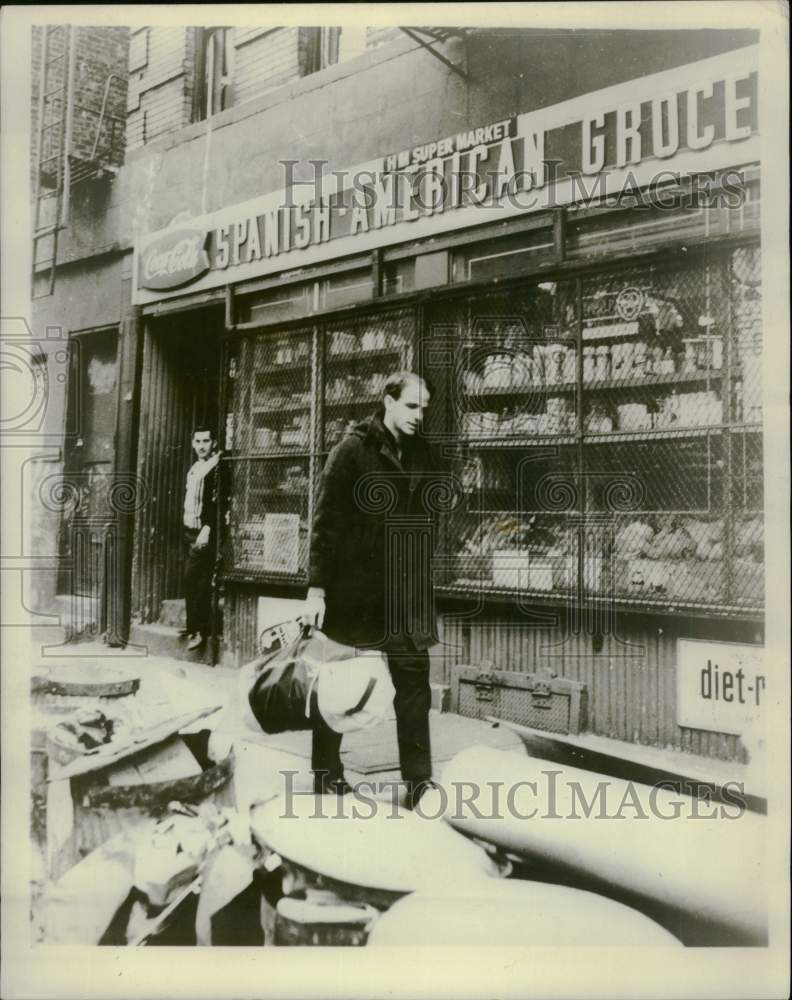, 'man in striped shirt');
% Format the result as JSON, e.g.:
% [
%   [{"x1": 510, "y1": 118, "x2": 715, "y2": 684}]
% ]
[{"x1": 182, "y1": 426, "x2": 220, "y2": 650}]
